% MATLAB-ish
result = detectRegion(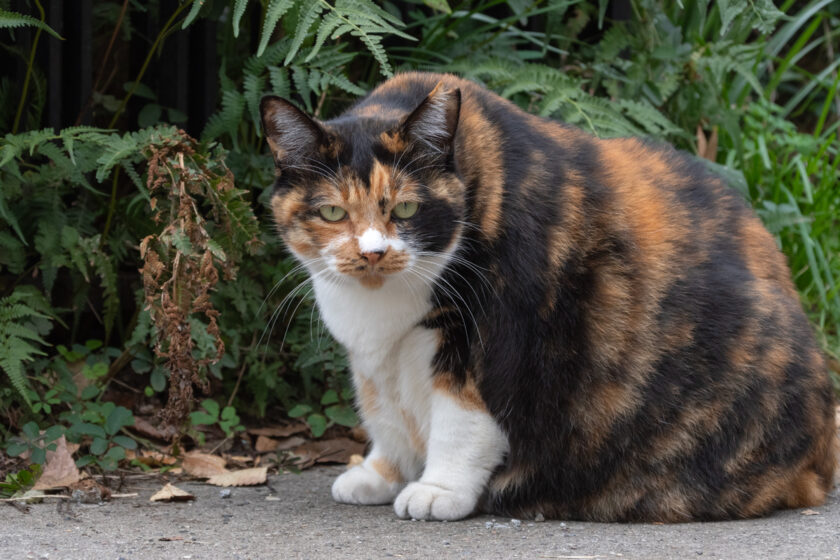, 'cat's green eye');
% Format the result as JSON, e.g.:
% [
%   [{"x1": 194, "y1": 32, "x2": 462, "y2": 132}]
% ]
[
  {"x1": 392, "y1": 201, "x2": 419, "y2": 219},
  {"x1": 319, "y1": 205, "x2": 347, "y2": 222}
]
